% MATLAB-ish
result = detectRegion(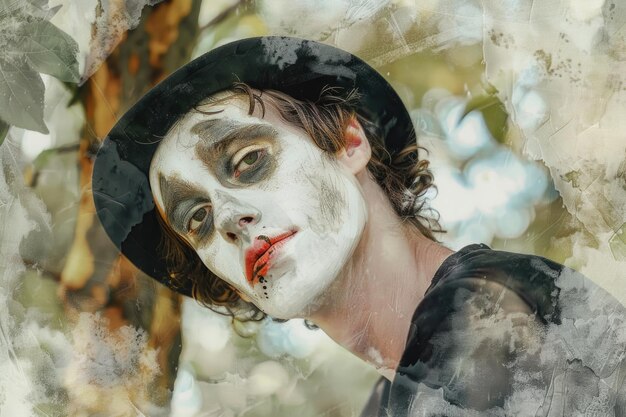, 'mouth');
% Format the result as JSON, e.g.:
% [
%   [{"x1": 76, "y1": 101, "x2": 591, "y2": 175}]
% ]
[{"x1": 245, "y1": 230, "x2": 297, "y2": 285}]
